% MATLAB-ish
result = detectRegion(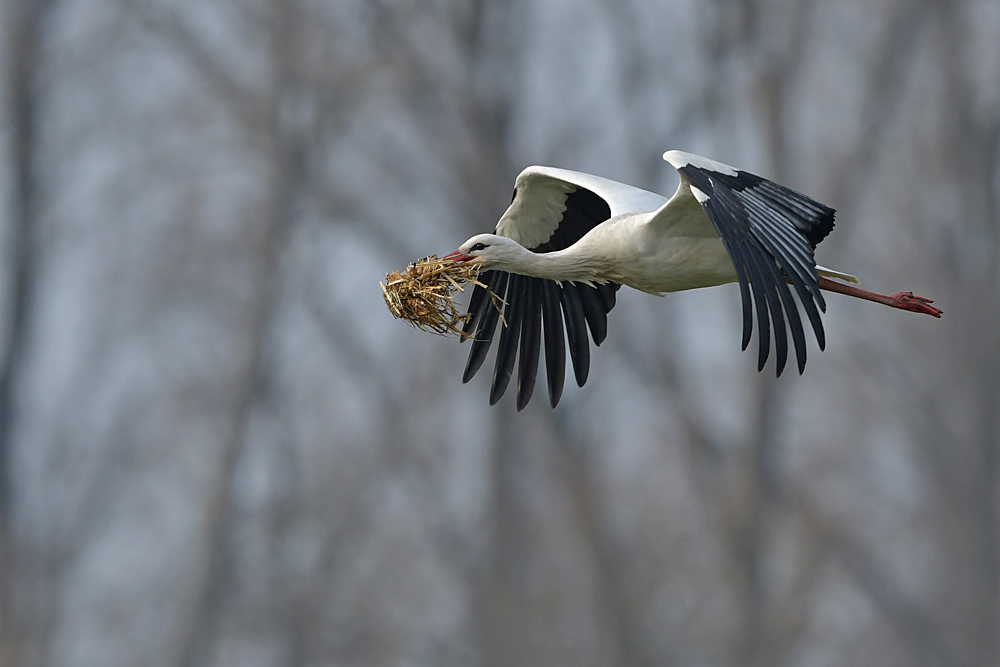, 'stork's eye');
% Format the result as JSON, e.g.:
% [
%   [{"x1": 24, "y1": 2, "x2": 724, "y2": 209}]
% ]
[{"x1": 470, "y1": 242, "x2": 487, "y2": 252}]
